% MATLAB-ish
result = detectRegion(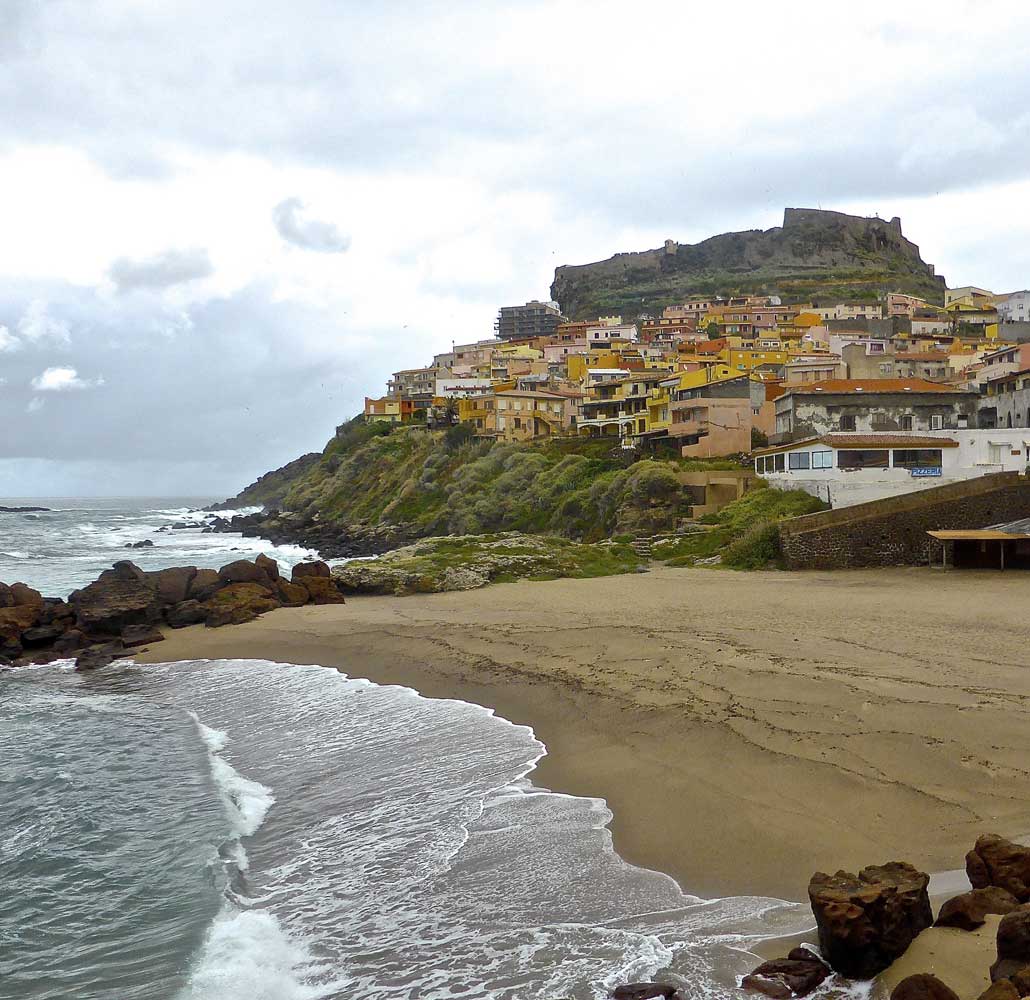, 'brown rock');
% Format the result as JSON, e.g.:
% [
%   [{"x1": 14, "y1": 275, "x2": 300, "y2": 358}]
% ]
[
  {"x1": 1011, "y1": 968, "x2": 1030, "y2": 997},
  {"x1": 20, "y1": 623, "x2": 67, "y2": 645},
  {"x1": 74, "y1": 641, "x2": 127, "y2": 671},
  {"x1": 969, "y1": 835, "x2": 1030, "y2": 902},
  {"x1": 609, "y1": 986, "x2": 680, "y2": 1000},
  {"x1": 891, "y1": 974, "x2": 961, "y2": 1000},
  {"x1": 0, "y1": 604, "x2": 42, "y2": 642},
  {"x1": 936, "y1": 887, "x2": 1021, "y2": 931},
  {"x1": 187, "y1": 568, "x2": 223, "y2": 601},
  {"x1": 69, "y1": 561, "x2": 161, "y2": 635},
  {"x1": 993, "y1": 905, "x2": 1030, "y2": 983},
  {"x1": 808, "y1": 861, "x2": 933, "y2": 978},
  {"x1": 276, "y1": 579, "x2": 310, "y2": 607},
  {"x1": 146, "y1": 566, "x2": 197, "y2": 605},
  {"x1": 120, "y1": 623, "x2": 165, "y2": 648},
  {"x1": 165, "y1": 600, "x2": 207, "y2": 628},
  {"x1": 203, "y1": 583, "x2": 280, "y2": 628},
  {"x1": 295, "y1": 575, "x2": 345, "y2": 605},
  {"x1": 218, "y1": 559, "x2": 274, "y2": 589},
  {"x1": 742, "y1": 953, "x2": 829, "y2": 997},
  {"x1": 292, "y1": 560, "x2": 331, "y2": 580},
  {"x1": 0, "y1": 582, "x2": 13, "y2": 607},
  {"x1": 255, "y1": 553, "x2": 280, "y2": 581},
  {"x1": 10, "y1": 582, "x2": 44, "y2": 608},
  {"x1": 53, "y1": 628, "x2": 86, "y2": 653},
  {"x1": 980, "y1": 982, "x2": 1021, "y2": 1000}
]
